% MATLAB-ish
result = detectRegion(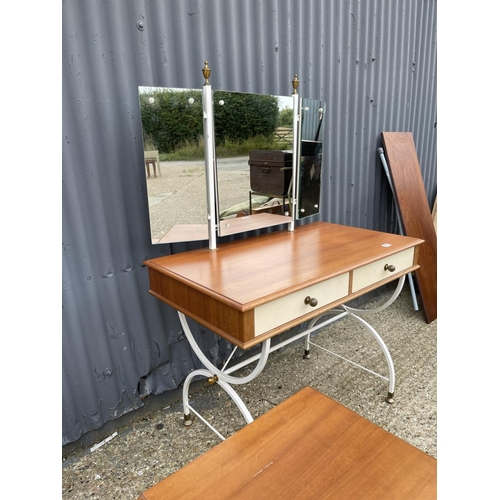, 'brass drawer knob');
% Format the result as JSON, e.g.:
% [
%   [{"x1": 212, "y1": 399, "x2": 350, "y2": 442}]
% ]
[
  {"x1": 384, "y1": 264, "x2": 396, "y2": 272},
  {"x1": 304, "y1": 296, "x2": 318, "y2": 307}
]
